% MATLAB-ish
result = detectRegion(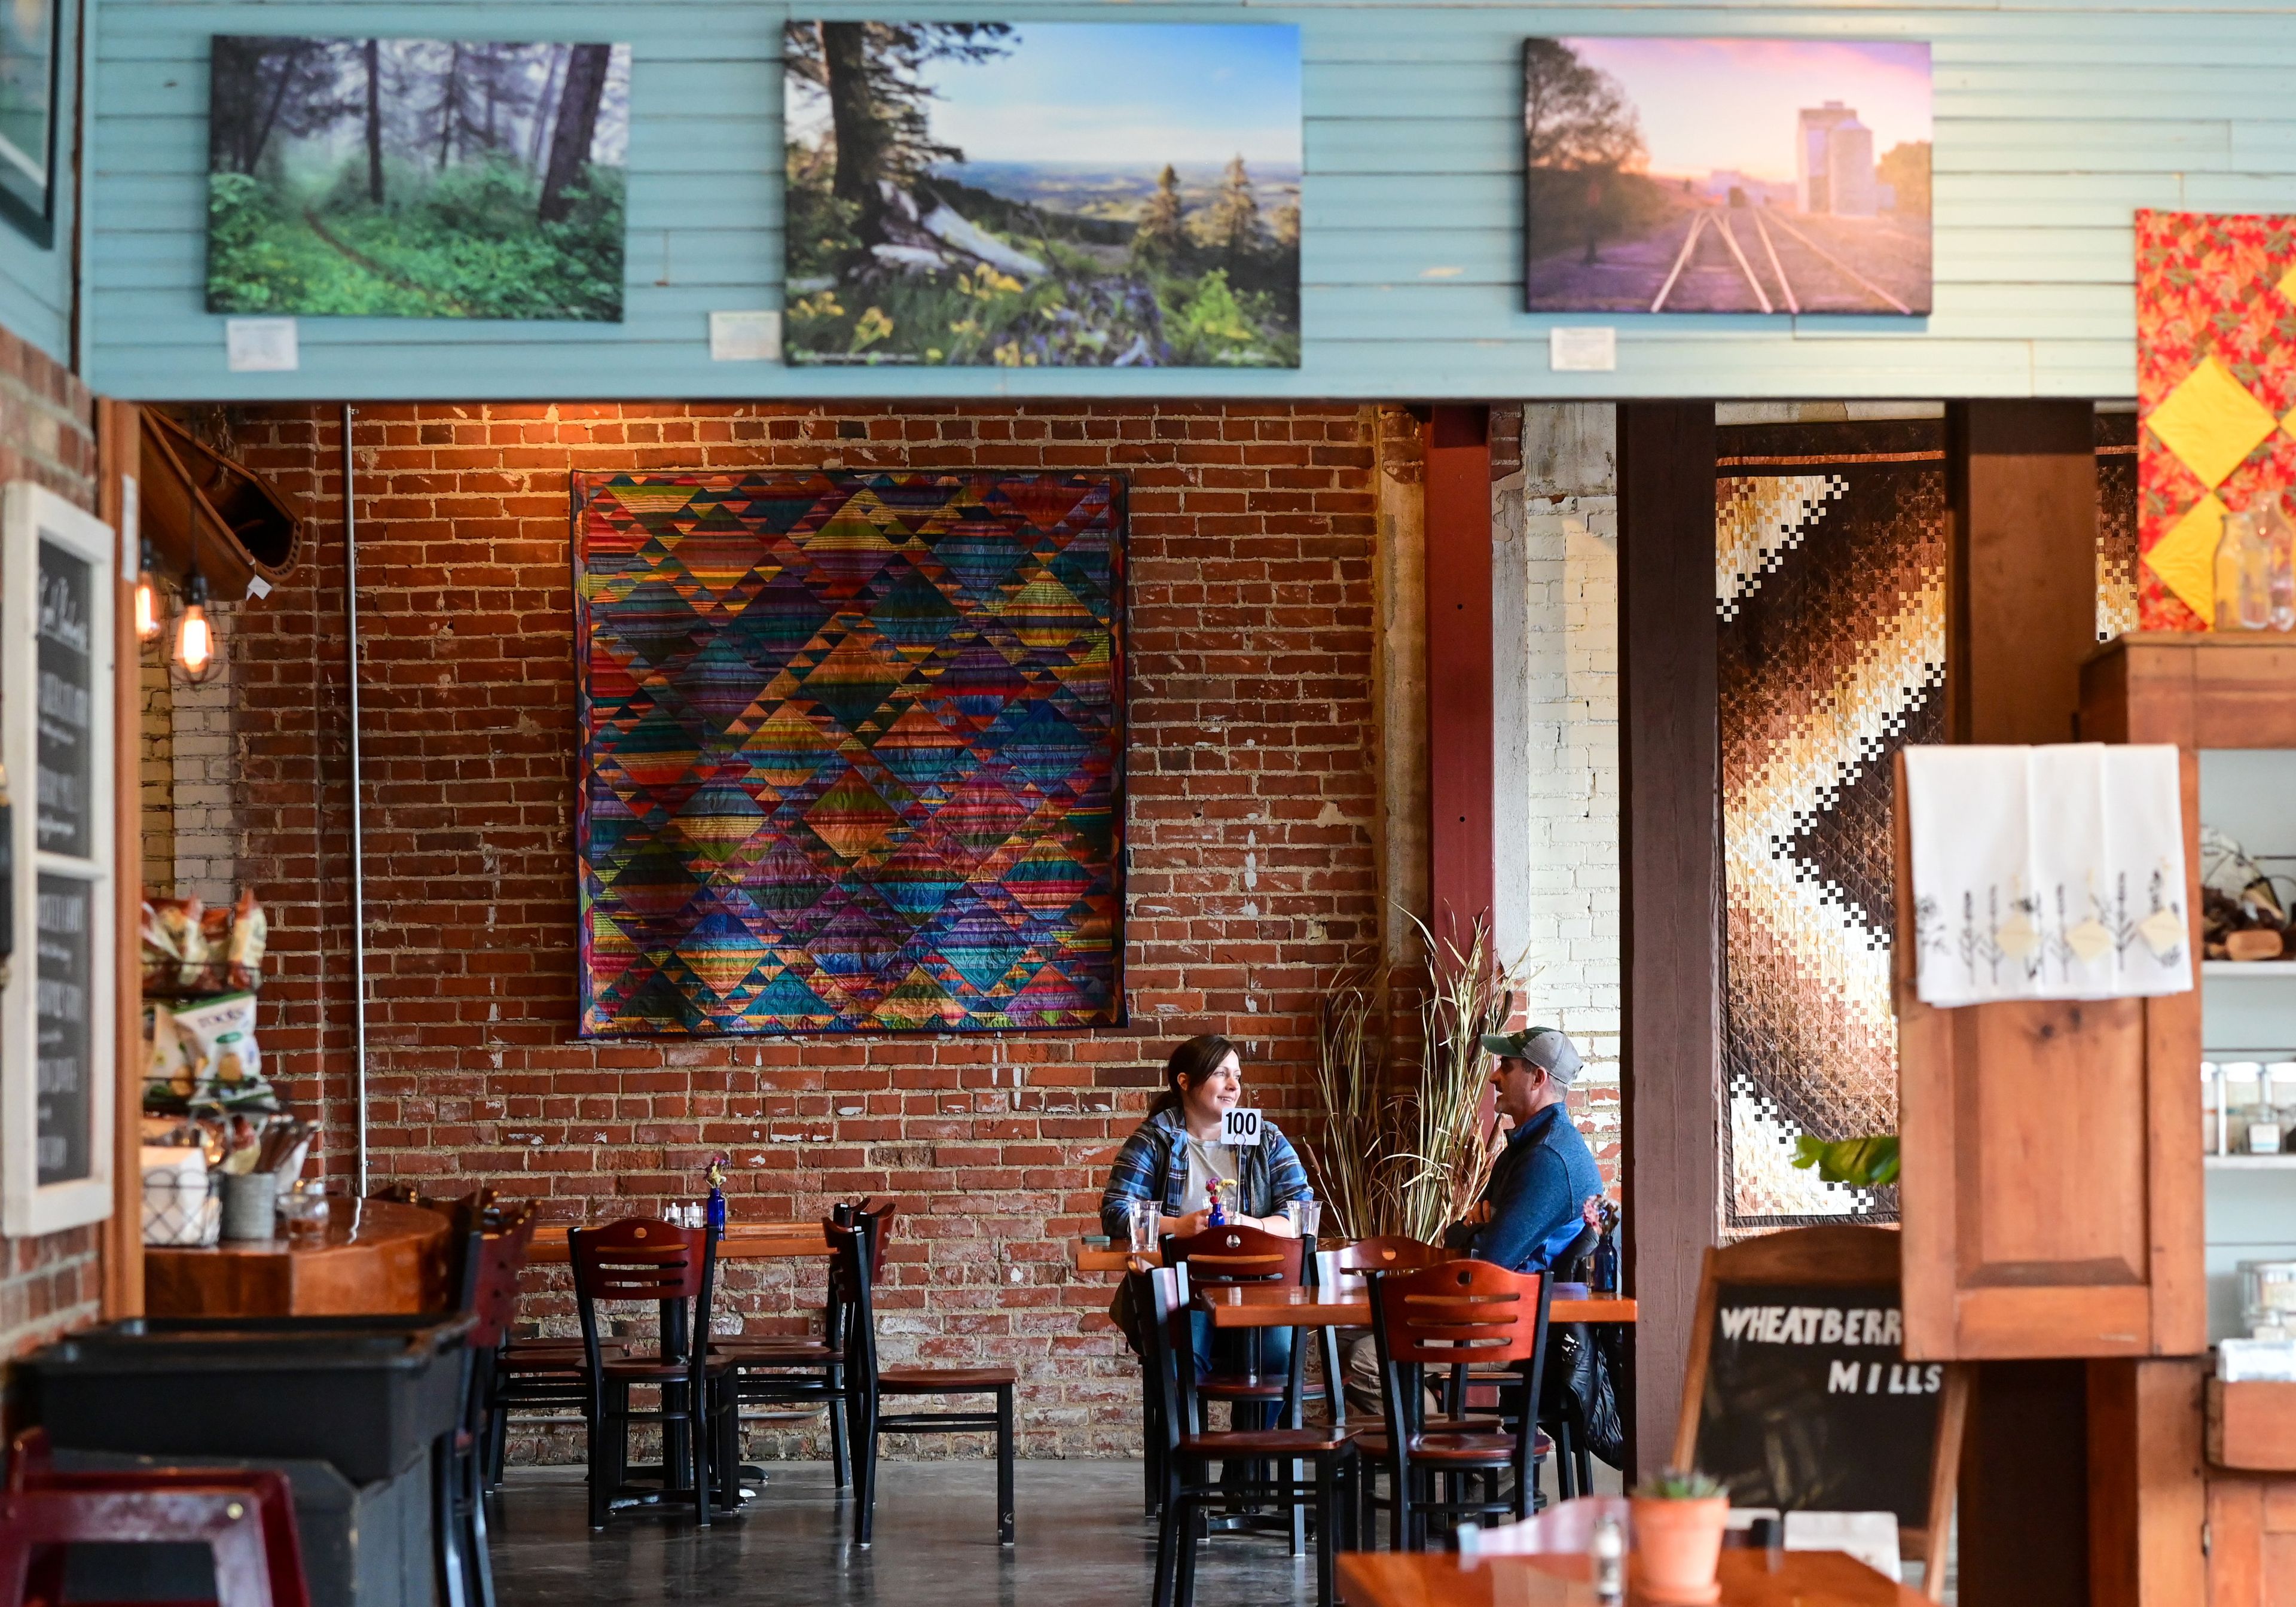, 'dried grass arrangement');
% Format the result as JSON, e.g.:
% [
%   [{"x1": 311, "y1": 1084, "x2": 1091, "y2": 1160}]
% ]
[{"x1": 1301, "y1": 914, "x2": 1513, "y2": 1242}]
